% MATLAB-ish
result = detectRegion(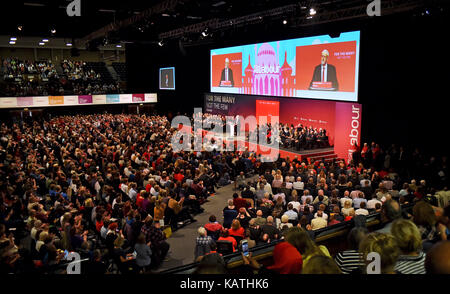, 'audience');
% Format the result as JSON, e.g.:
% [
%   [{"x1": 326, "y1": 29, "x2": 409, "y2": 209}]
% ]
[
  {"x1": 1, "y1": 58, "x2": 123, "y2": 97},
  {"x1": 0, "y1": 110, "x2": 449, "y2": 275}
]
